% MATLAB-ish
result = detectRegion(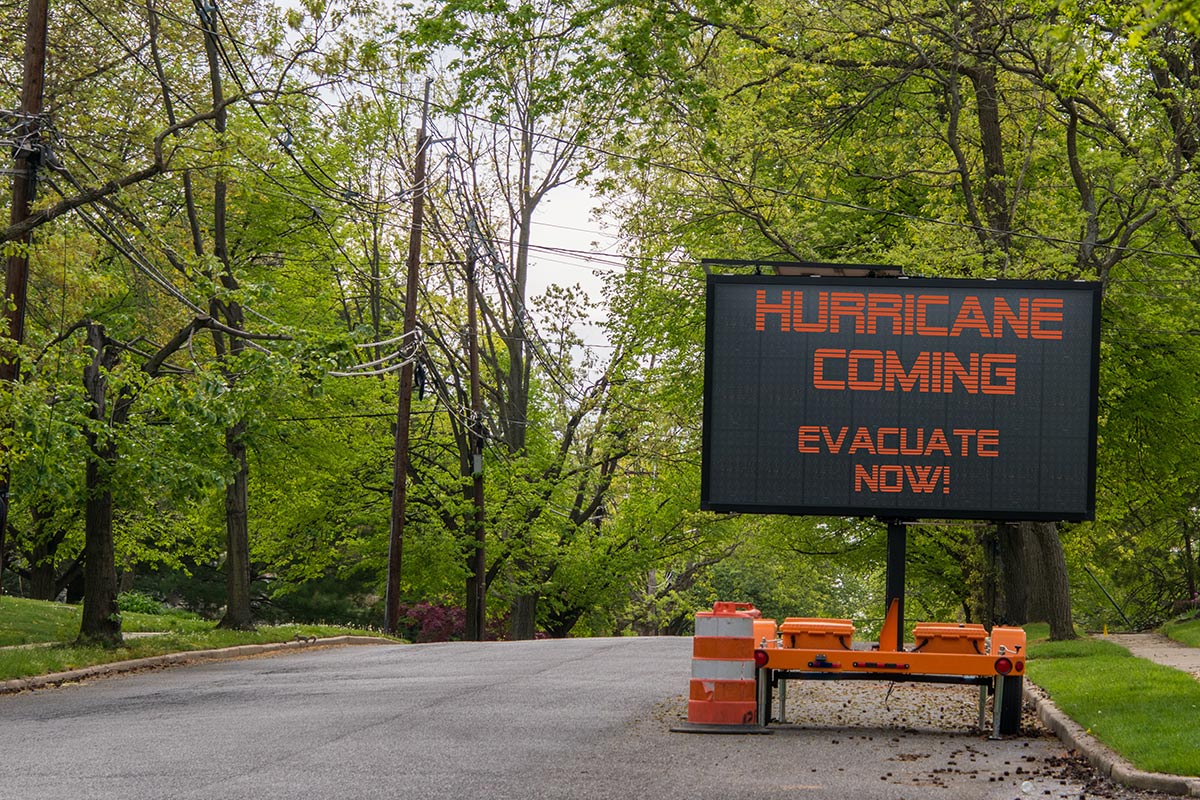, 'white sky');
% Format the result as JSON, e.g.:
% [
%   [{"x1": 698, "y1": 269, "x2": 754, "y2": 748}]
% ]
[{"x1": 525, "y1": 181, "x2": 624, "y2": 352}]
